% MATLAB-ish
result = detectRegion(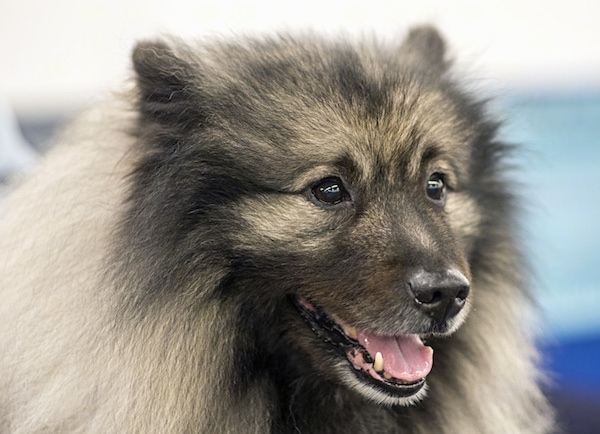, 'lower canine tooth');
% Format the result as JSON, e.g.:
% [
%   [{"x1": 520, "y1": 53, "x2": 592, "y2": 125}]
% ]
[
  {"x1": 383, "y1": 372, "x2": 392, "y2": 380},
  {"x1": 374, "y1": 352, "x2": 384, "y2": 372}
]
